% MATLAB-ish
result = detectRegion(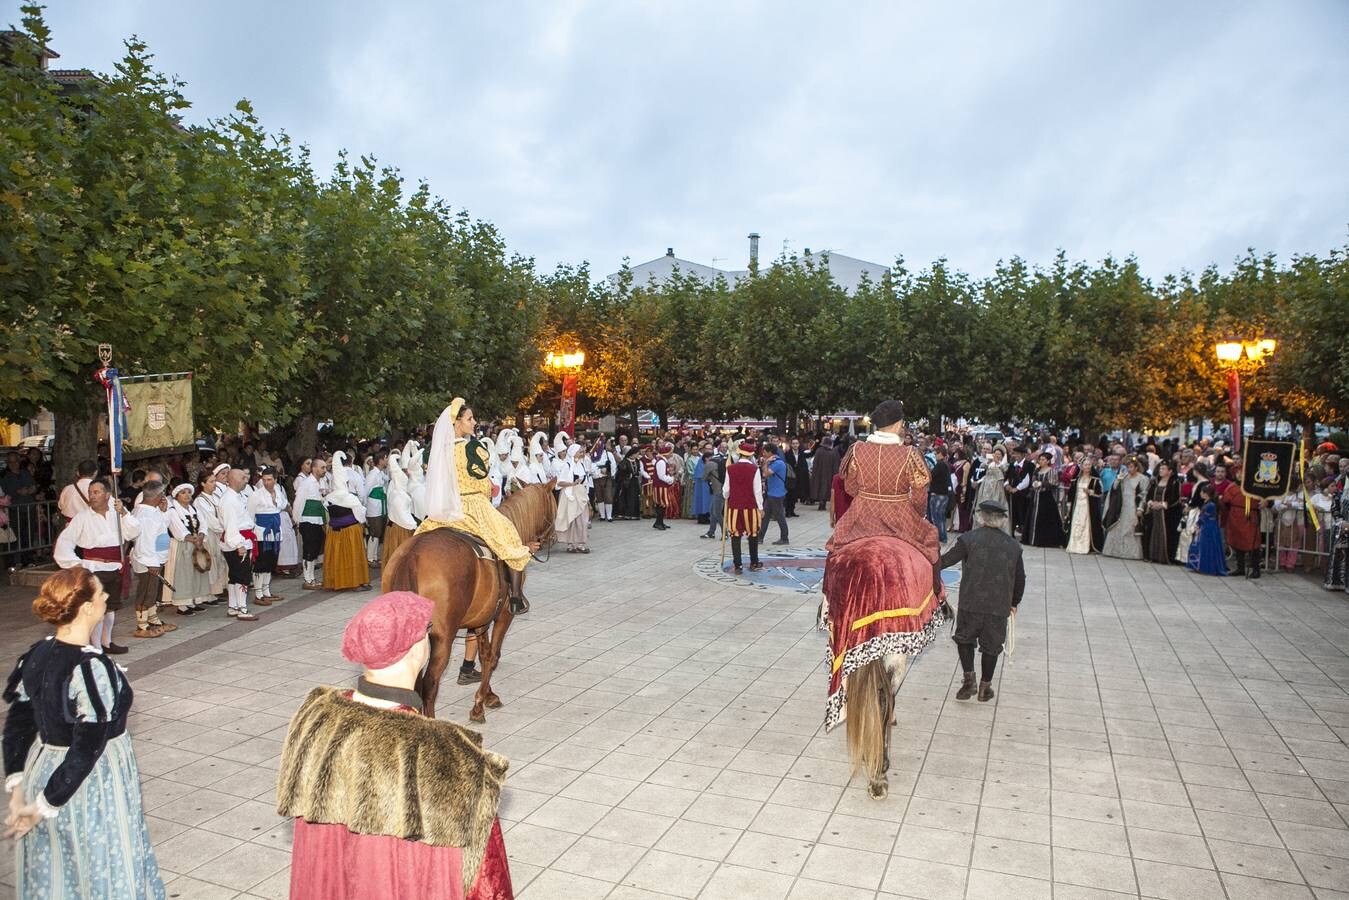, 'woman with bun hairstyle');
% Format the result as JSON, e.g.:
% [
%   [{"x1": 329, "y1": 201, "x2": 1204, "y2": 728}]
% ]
[{"x1": 3, "y1": 568, "x2": 164, "y2": 898}]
